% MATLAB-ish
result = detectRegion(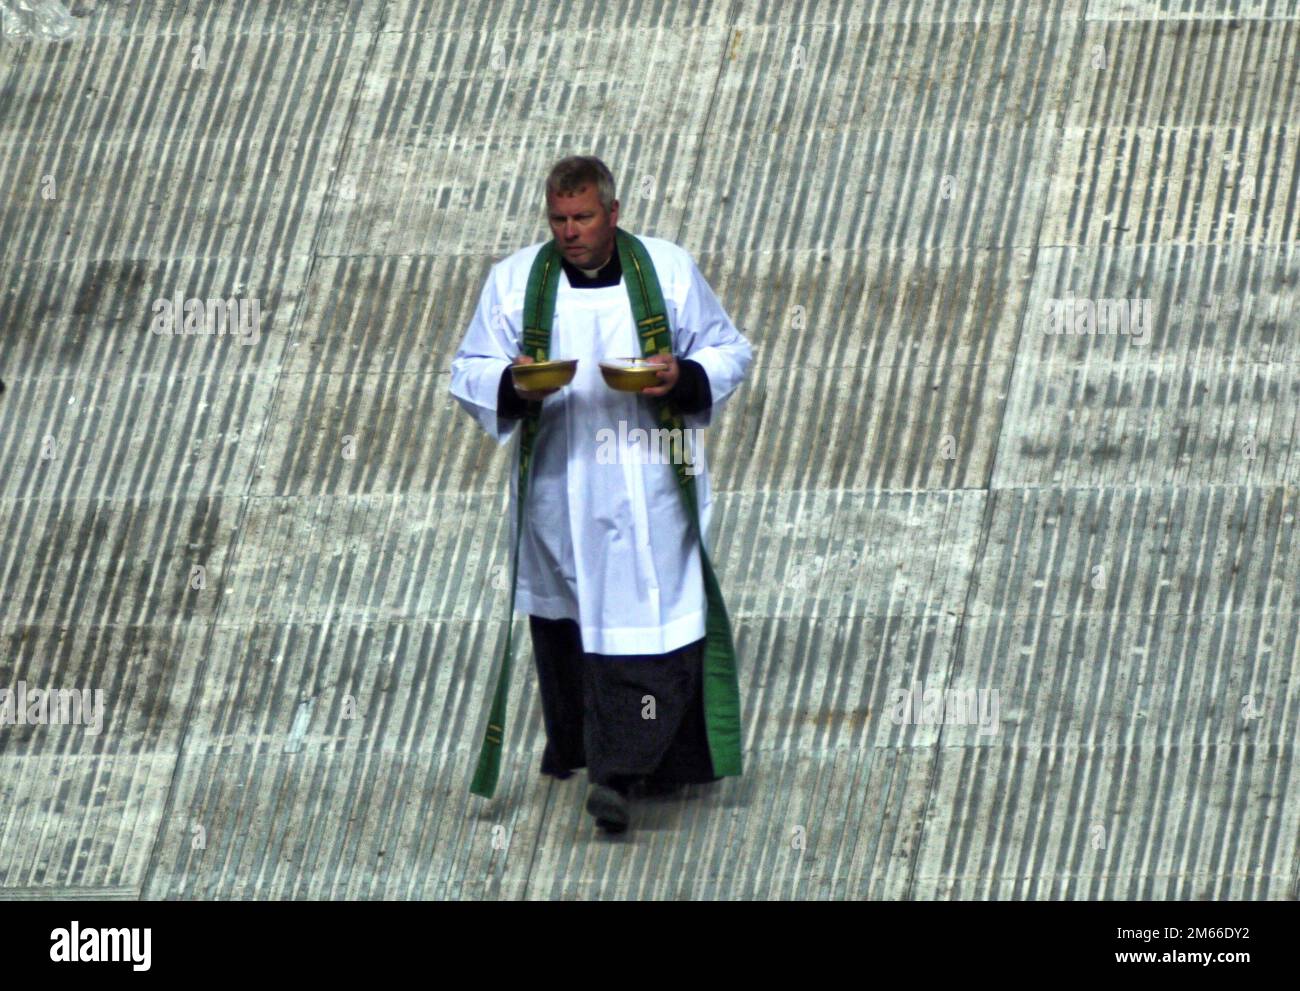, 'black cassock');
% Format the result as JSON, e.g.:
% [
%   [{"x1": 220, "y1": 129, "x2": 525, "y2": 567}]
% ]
[{"x1": 497, "y1": 248, "x2": 718, "y2": 795}]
